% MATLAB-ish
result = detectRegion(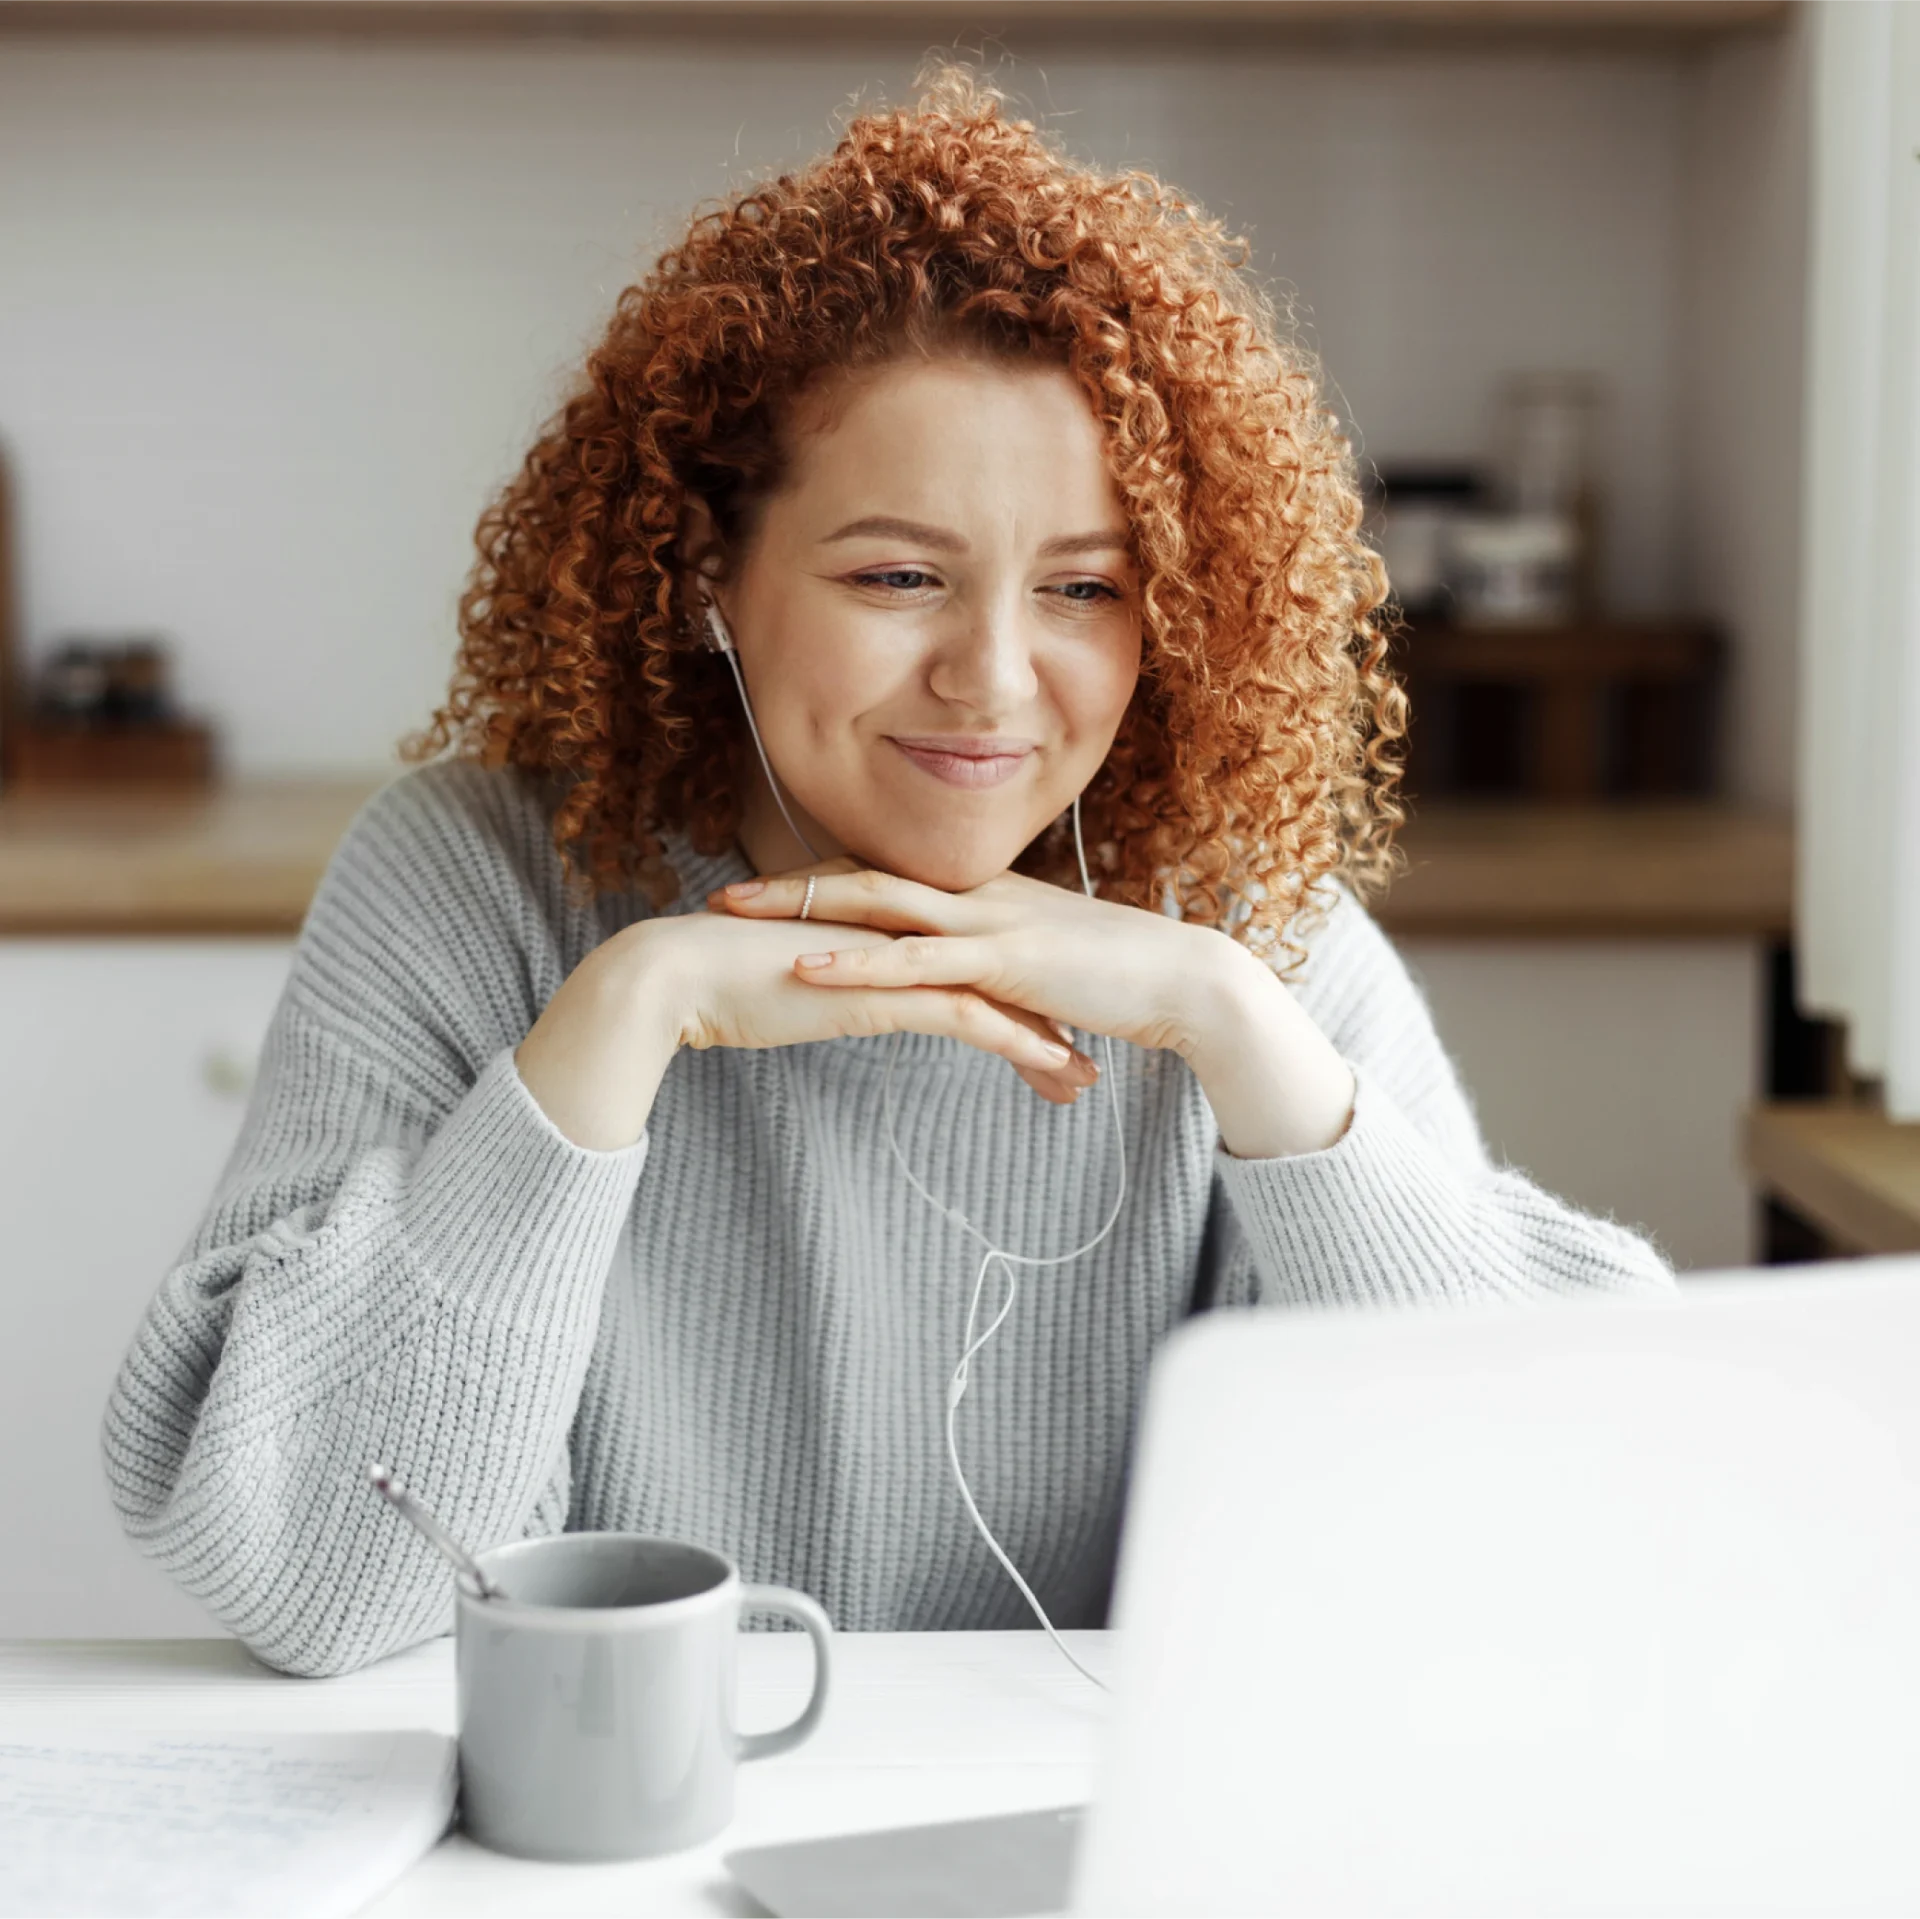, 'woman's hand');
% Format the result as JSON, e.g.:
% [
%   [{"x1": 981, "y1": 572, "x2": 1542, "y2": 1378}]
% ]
[
  {"x1": 698, "y1": 855, "x2": 1233, "y2": 1099},
  {"x1": 649, "y1": 859, "x2": 1107, "y2": 1105},
  {"x1": 701, "y1": 855, "x2": 1360, "y2": 1154}
]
